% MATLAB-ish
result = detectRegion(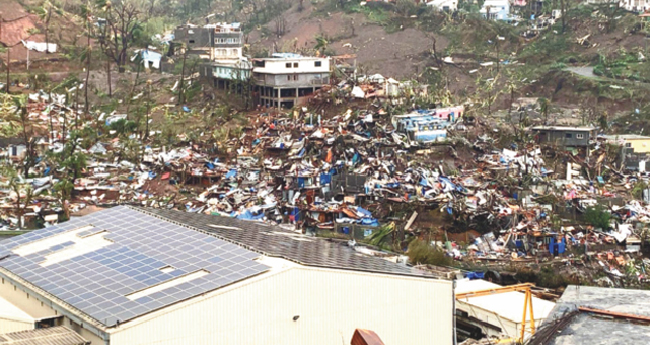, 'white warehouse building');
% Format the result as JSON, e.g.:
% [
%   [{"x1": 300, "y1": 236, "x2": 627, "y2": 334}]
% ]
[{"x1": 0, "y1": 206, "x2": 453, "y2": 345}]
